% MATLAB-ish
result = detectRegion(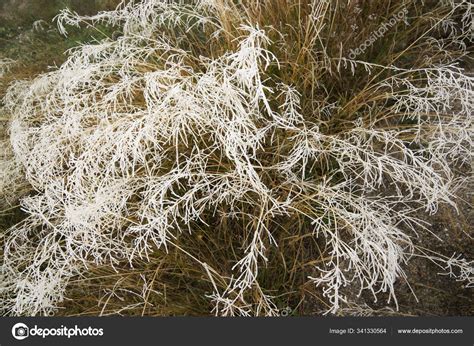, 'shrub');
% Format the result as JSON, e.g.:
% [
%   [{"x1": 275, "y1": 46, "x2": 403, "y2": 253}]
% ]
[{"x1": 1, "y1": 0, "x2": 472, "y2": 316}]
